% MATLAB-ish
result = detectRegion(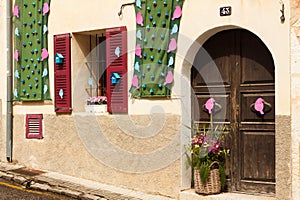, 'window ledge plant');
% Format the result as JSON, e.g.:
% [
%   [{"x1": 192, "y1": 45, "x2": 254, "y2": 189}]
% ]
[{"x1": 86, "y1": 96, "x2": 107, "y2": 105}]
